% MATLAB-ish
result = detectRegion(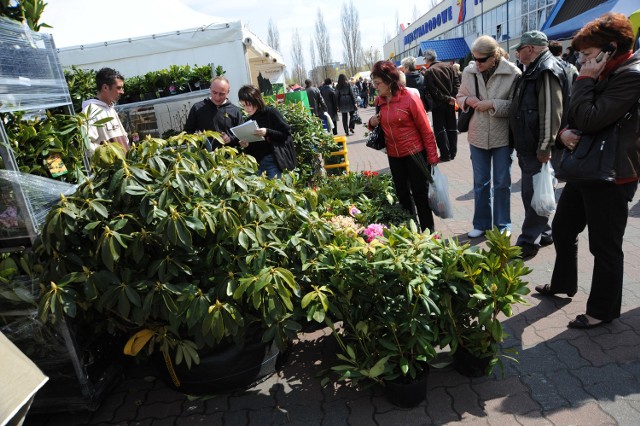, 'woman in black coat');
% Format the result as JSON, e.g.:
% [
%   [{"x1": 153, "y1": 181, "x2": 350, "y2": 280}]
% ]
[
  {"x1": 335, "y1": 73, "x2": 357, "y2": 135},
  {"x1": 237, "y1": 85, "x2": 297, "y2": 178},
  {"x1": 536, "y1": 13, "x2": 640, "y2": 329}
]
